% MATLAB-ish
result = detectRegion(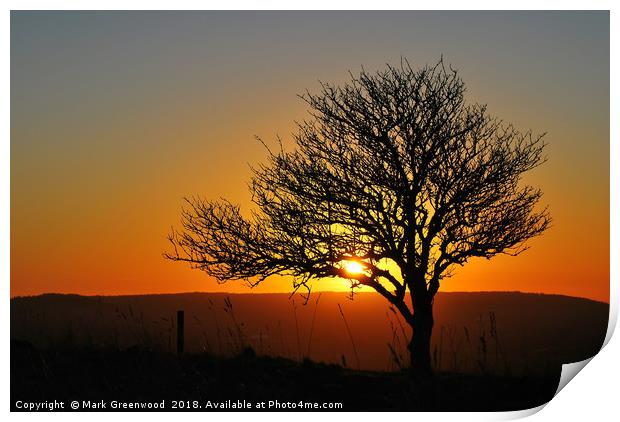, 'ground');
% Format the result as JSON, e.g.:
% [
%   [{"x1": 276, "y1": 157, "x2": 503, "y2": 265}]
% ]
[{"x1": 11, "y1": 340, "x2": 560, "y2": 412}]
